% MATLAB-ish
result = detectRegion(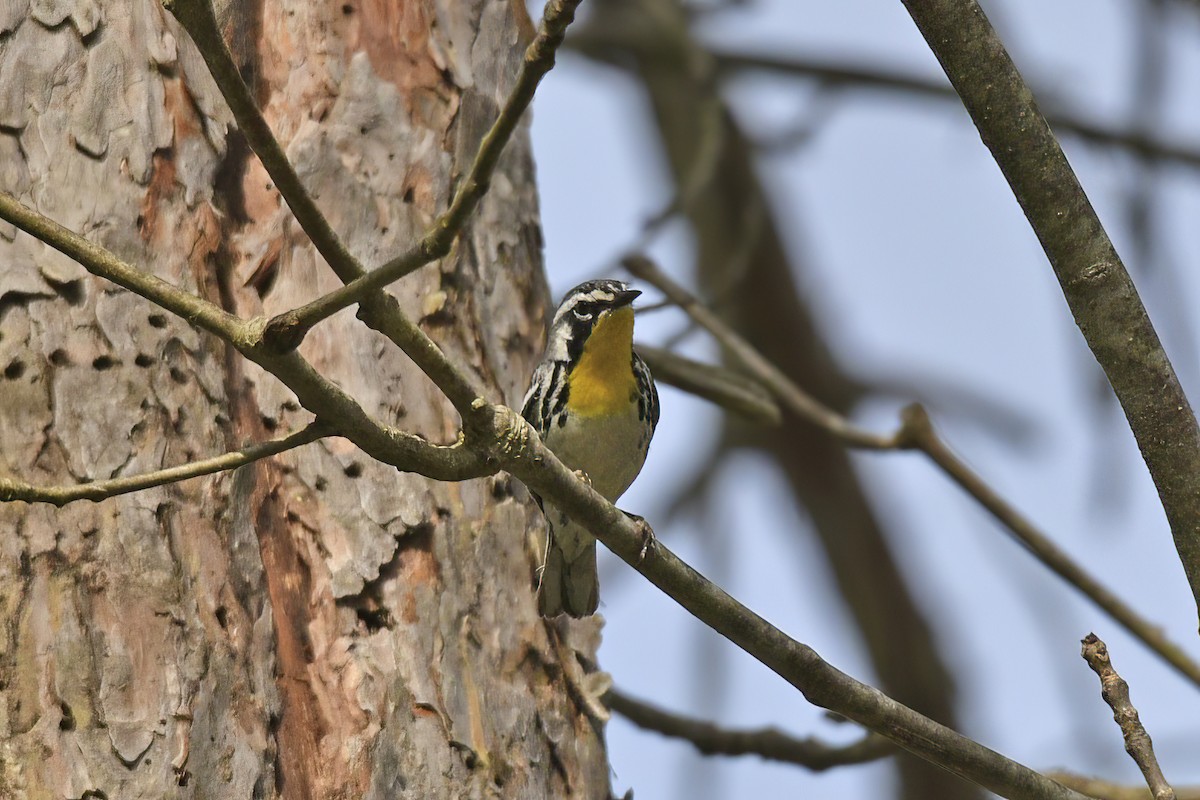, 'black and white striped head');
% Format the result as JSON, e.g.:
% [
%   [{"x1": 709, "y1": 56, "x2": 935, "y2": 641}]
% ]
[{"x1": 544, "y1": 279, "x2": 642, "y2": 362}]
